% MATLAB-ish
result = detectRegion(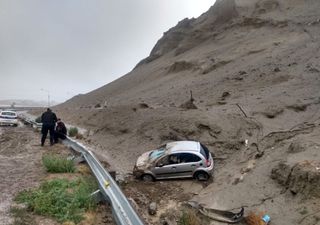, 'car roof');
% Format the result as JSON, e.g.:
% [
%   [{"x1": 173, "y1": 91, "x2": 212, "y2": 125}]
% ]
[{"x1": 166, "y1": 141, "x2": 200, "y2": 154}]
